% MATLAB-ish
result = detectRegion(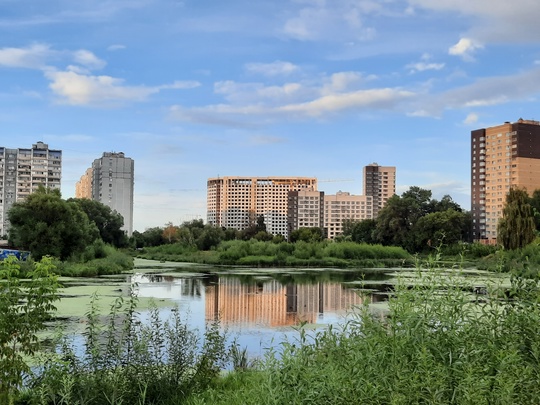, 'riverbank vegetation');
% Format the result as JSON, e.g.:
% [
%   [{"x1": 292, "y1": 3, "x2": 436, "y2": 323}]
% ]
[{"x1": 6, "y1": 253, "x2": 540, "y2": 404}]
